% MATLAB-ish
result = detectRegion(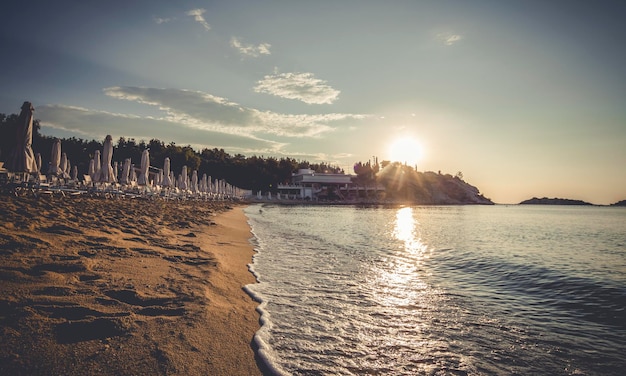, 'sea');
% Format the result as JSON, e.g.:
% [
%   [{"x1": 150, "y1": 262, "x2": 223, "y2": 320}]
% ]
[{"x1": 243, "y1": 204, "x2": 626, "y2": 376}]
